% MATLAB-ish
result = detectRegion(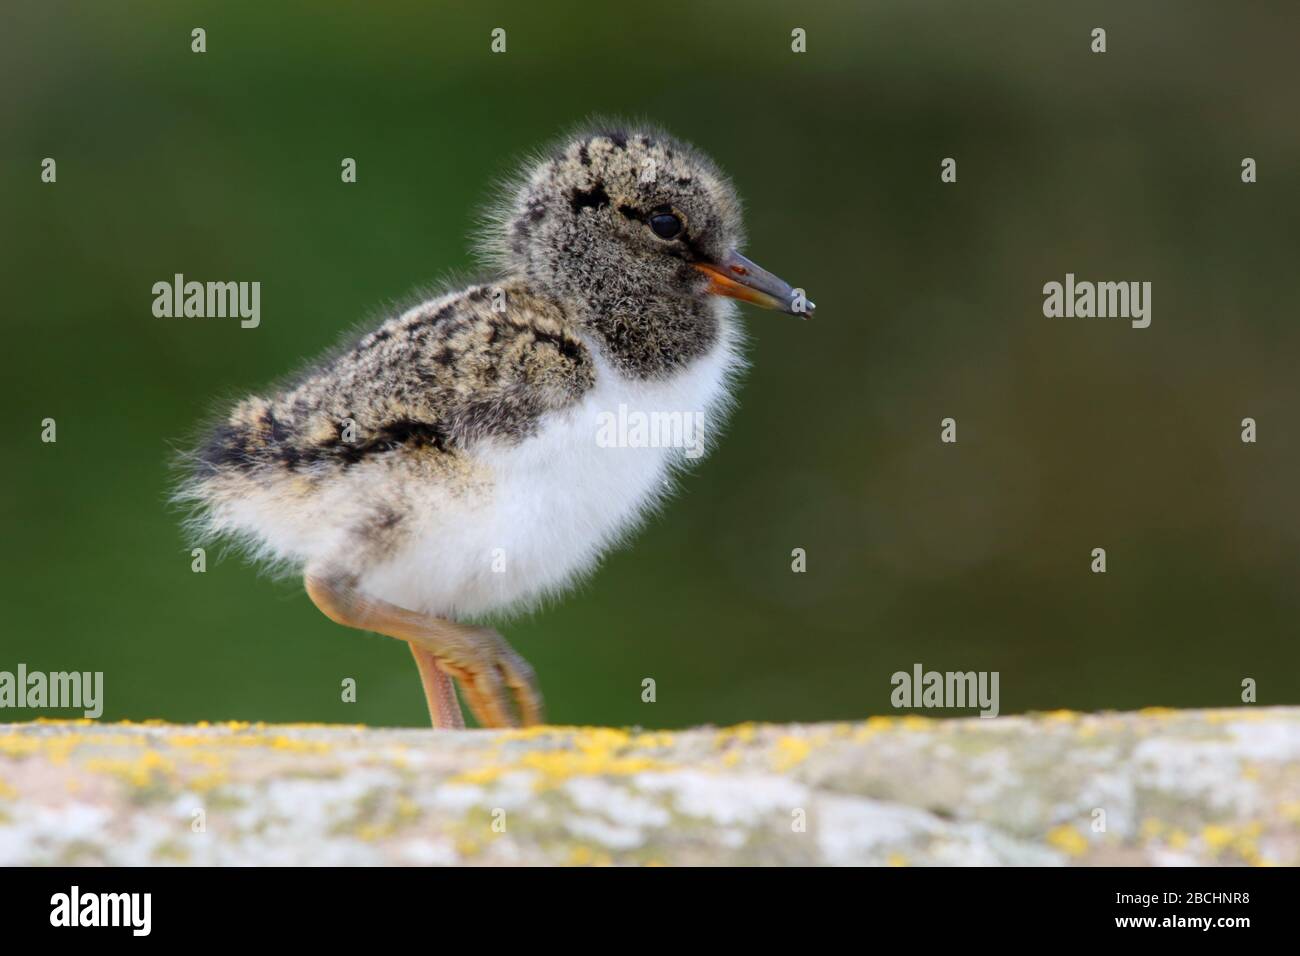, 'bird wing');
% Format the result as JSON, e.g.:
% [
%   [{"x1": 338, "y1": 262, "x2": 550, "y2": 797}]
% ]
[{"x1": 195, "y1": 284, "x2": 595, "y2": 478}]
